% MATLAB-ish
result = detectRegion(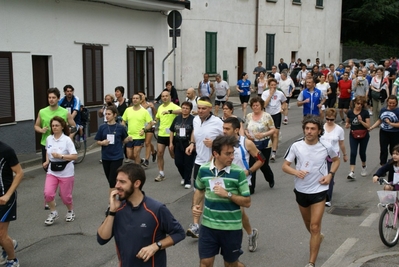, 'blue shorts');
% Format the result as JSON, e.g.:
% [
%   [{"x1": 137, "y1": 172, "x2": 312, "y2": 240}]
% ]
[
  {"x1": 126, "y1": 139, "x2": 144, "y2": 148},
  {"x1": 198, "y1": 225, "x2": 243, "y2": 263}
]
